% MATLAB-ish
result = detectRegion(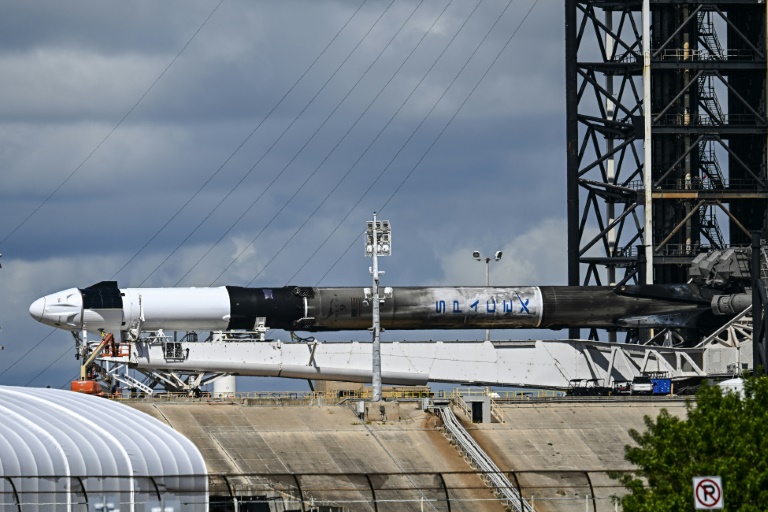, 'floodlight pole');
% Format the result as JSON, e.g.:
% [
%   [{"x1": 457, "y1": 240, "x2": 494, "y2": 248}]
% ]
[
  {"x1": 473, "y1": 251, "x2": 502, "y2": 342},
  {"x1": 484, "y1": 258, "x2": 490, "y2": 342},
  {"x1": 366, "y1": 213, "x2": 391, "y2": 402},
  {"x1": 371, "y1": 213, "x2": 382, "y2": 402}
]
